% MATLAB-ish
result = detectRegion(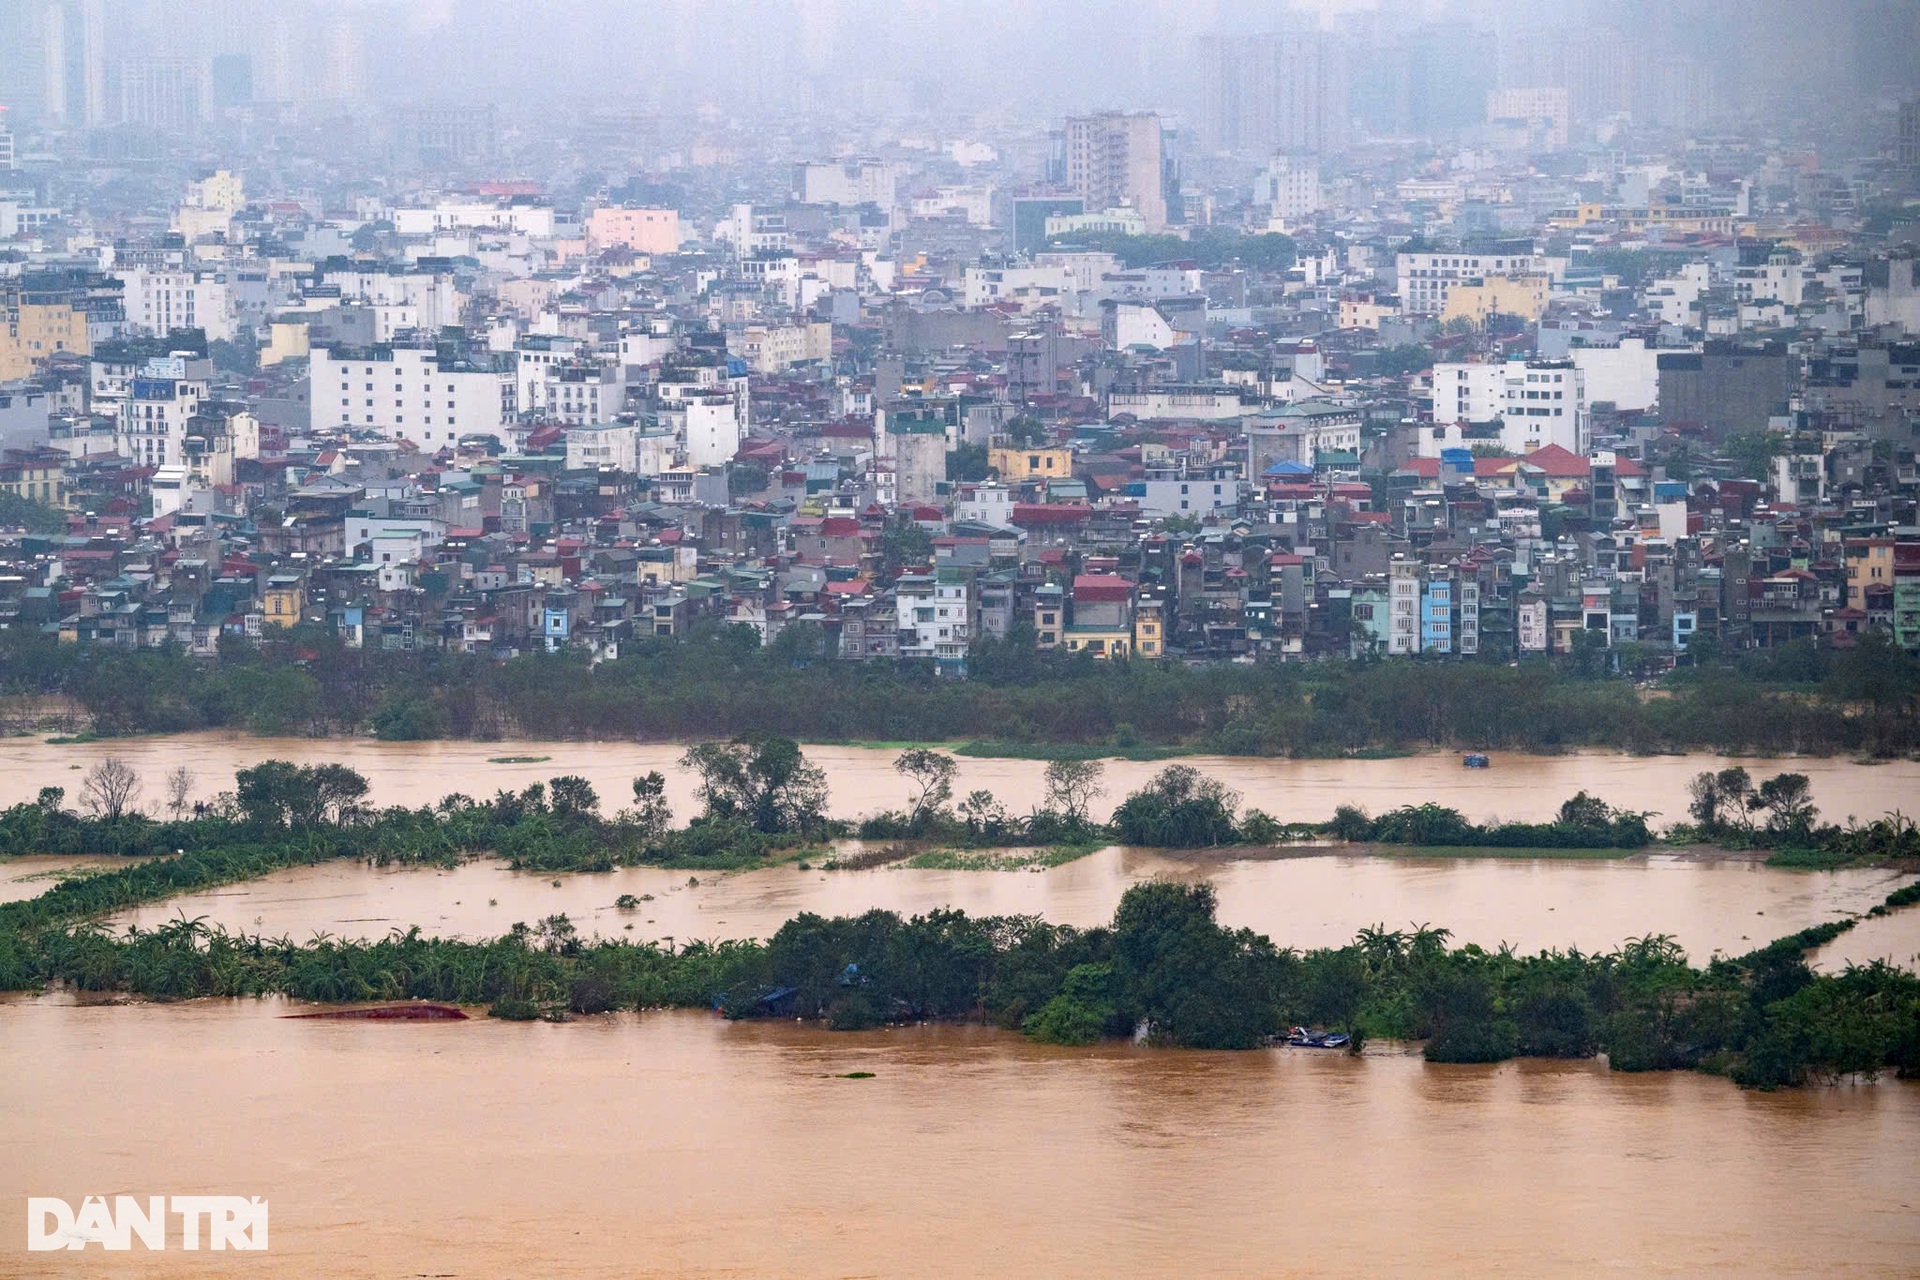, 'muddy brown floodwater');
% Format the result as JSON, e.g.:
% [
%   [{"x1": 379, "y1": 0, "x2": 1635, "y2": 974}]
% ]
[
  {"x1": 4, "y1": 732, "x2": 1916, "y2": 825},
  {"x1": 8, "y1": 735, "x2": 1918, "y2": 1276},
  {"x1": 0, "y1": 998, "x2": 1915, "y2": 1278},
  {"x1": 110, "y1": 848, "x2": 1920, "y2": 971}
]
